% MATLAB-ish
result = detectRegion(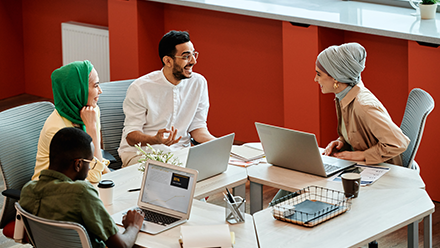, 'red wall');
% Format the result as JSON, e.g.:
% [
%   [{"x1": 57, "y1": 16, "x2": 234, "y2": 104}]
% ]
[
  {"x1": 108, "y1": 0, "x2": 165, "y2": 80},
  {"x1": 137, "y1": 1, "x2": 165, "y2": 77},
  {"x1": 283, "y1": 23, "x2": 320, "y2": 139},
  {"x1": 108, "y1": 0, "x2": 141, "y2": 80},
  {"x1": 408, "y1": 41, "x2": 440, "y2": 201},
  {"x1": 0, "y1": 1, "x2": 25, "y2": 99},
  {"x1": 162, "y1": 5, "x2": 284, "y2": 142},
  {"x1": 21, "y1": 0, "x2": 108, "y2": 99}
]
